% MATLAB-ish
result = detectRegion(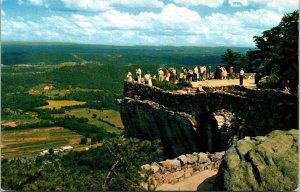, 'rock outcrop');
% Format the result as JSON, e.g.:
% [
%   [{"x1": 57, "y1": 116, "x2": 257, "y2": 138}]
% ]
[
  {"x1": 213, "y1": 129, "x2": 299, "y2": 191},
  {"x1": 120, "y1": 97, "x2": 200, "y2": 157},
  {"x1": 120, "y1": 81, "x2": 298, "y2": 158}
]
